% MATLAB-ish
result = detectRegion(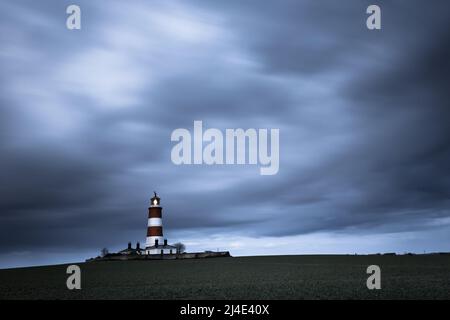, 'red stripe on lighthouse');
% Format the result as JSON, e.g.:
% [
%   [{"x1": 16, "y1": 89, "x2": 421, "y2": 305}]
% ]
[
  {"x1": 147, "y1": 226, "x2": 163, "y2": 236},
  {"x1": 148, "y1": 207, "x2": 162, "y2": 218}
]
